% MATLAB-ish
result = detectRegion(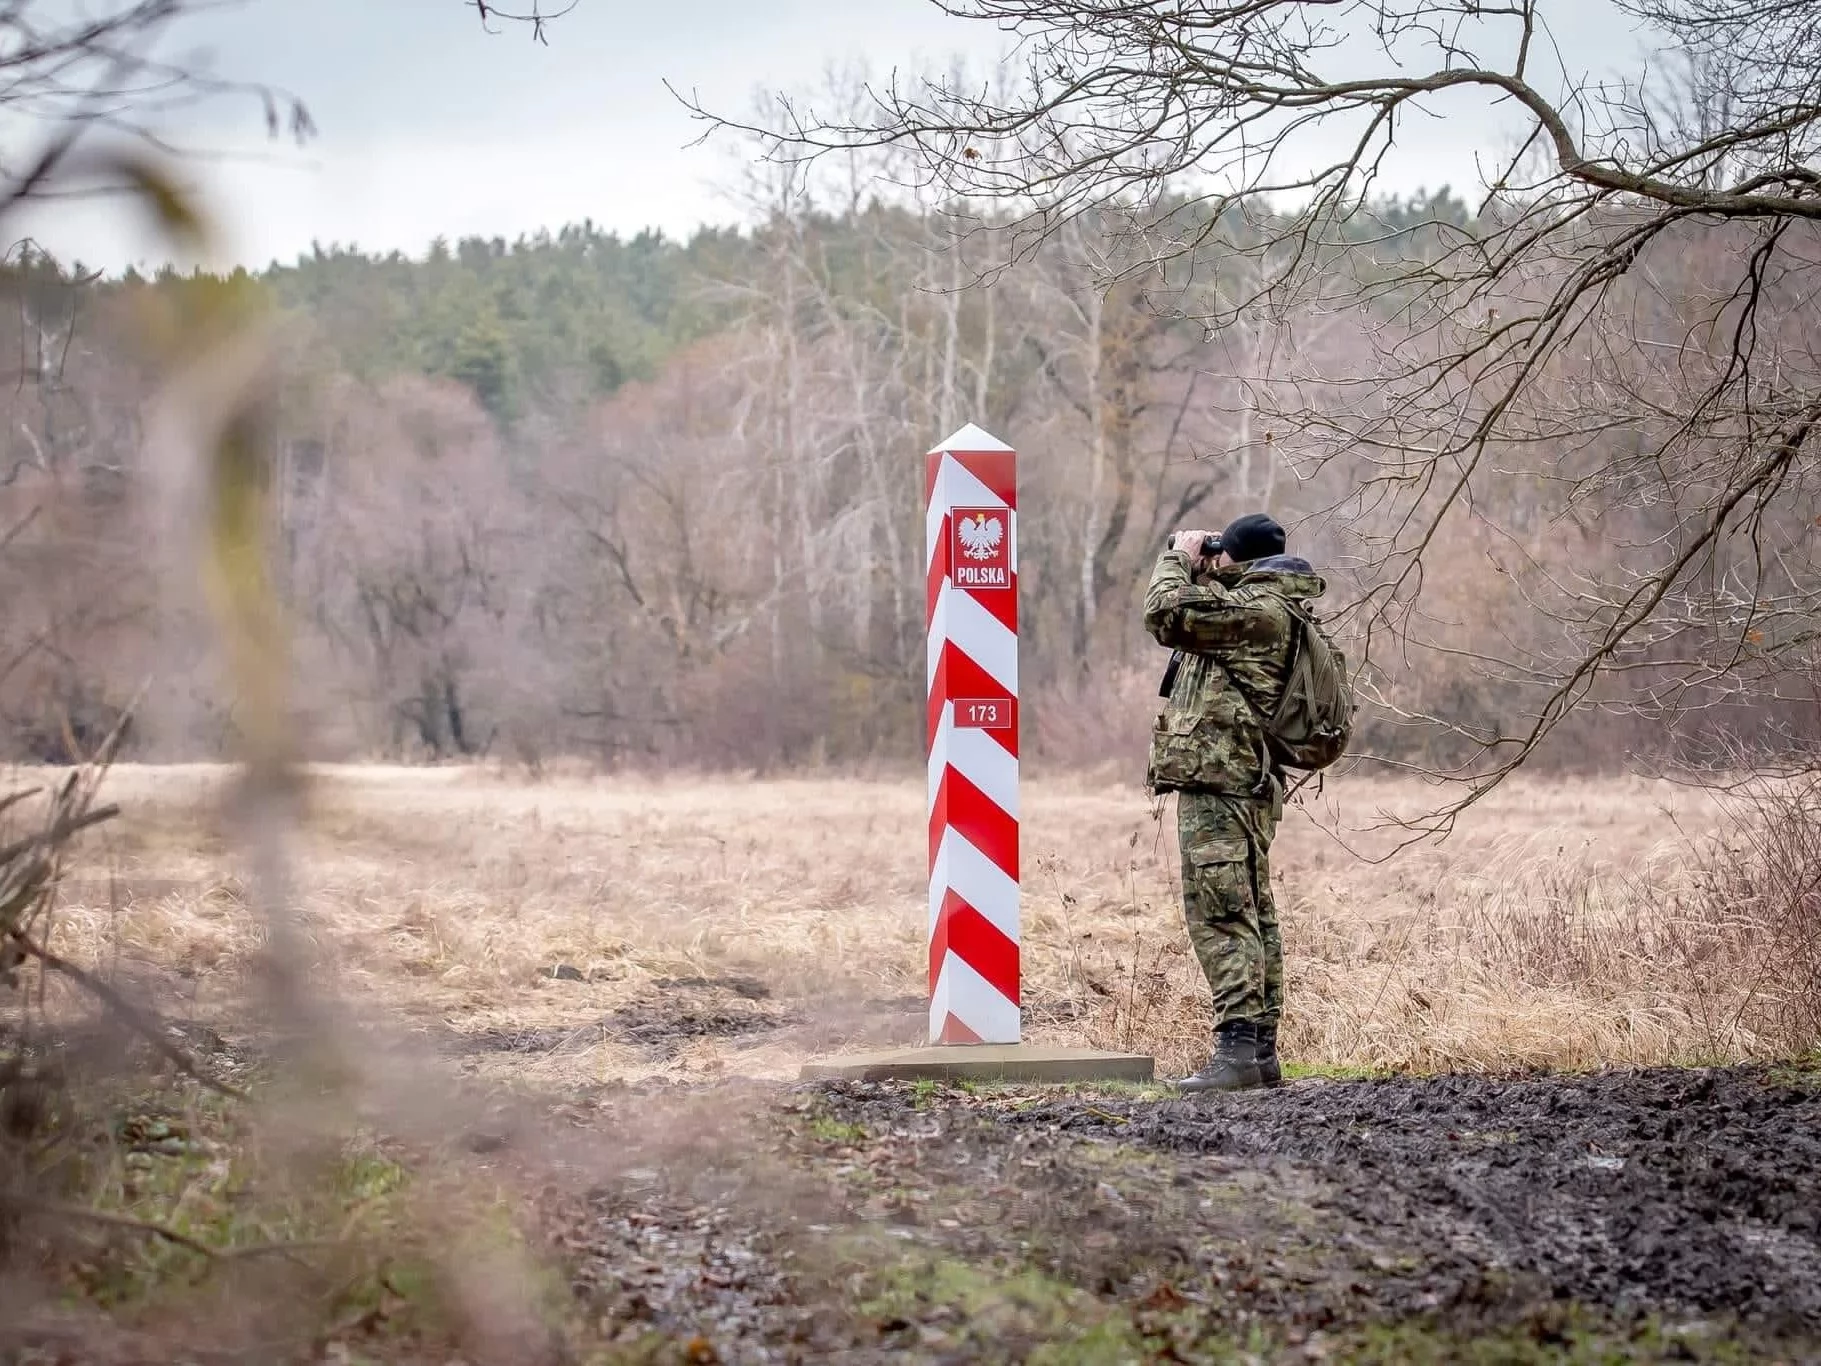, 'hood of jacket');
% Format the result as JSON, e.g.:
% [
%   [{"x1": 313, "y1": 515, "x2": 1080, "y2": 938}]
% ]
[{"x1": 1220, "y1": 556, "x2": 1326, "y2": 600}]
